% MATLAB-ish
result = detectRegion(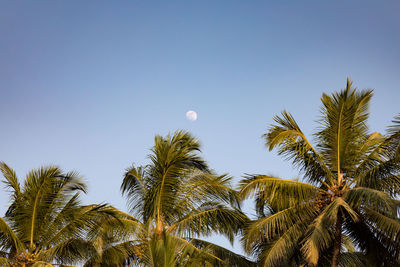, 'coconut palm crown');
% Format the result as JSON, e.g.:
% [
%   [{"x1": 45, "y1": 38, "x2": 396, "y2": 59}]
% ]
[
  {"x1": 120, "y1": 130, "x2": 254, "y2": 266},
  {"x1": 0, "y1": 163, "x2": 118, "y2": 267},
  {"x1": 239, "y1": 79, "x2": 400, "y2": 267}
]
